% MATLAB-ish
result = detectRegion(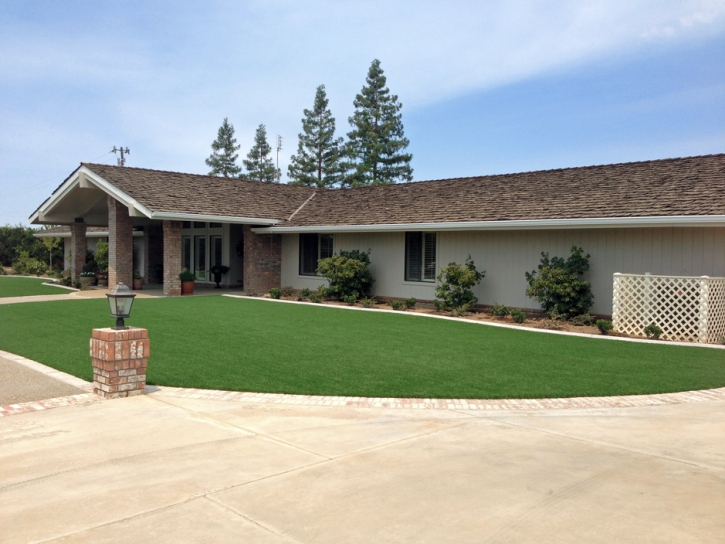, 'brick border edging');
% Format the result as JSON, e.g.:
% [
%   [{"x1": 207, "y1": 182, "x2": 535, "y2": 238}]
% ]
[
  {"x1": 2, "y1": 350, "x2": 724, "y2": 415},
  {"x1": 223, "y1": 295, "x2": 725, "y2": 350}
]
